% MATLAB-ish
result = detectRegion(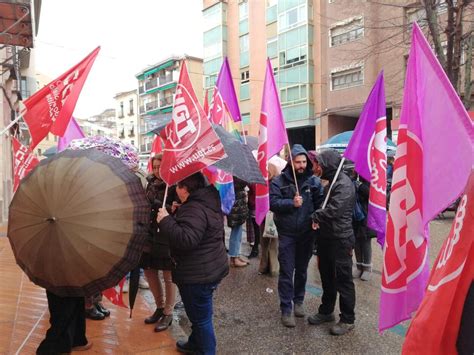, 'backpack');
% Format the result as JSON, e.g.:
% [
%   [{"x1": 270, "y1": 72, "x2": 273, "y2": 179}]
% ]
[{"x1": 352, "y1": 180, "x2": 367, "y2": 222}]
